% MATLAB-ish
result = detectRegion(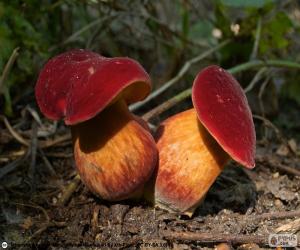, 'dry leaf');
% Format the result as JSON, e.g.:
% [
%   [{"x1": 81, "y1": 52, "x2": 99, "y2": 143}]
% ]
[
  {"x1": 20, "y1": 216, "x2": 33, "y2": 230},
  {"x1": 276, "y1": 144, "x2": 289, "y2": 156}
]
